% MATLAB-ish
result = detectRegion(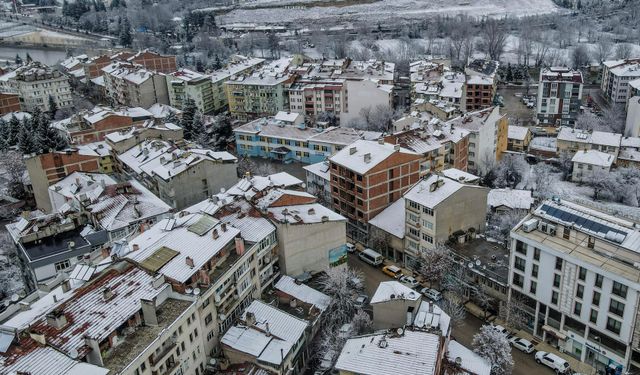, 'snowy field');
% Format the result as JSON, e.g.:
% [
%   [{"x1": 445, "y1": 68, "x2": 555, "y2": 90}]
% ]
[{"x1": 220, "y1": 0, "x2": 560, "y2": 25}]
